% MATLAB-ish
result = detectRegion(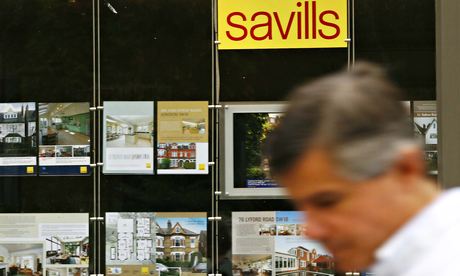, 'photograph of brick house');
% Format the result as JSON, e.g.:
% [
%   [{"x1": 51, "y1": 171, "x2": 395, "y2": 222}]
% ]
[
  {"x1": 288, "y1": 246, "x2": 315, "y2": 270},
  {"x1": 154, "y1": 215, "x2": 207, "y2": 275},
  {"x1": 157, "y1": 143, "x2": 196, "y2": 170},
  {"x1": 0, "y1": 103, "x2": 37, "y2": 157}
]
